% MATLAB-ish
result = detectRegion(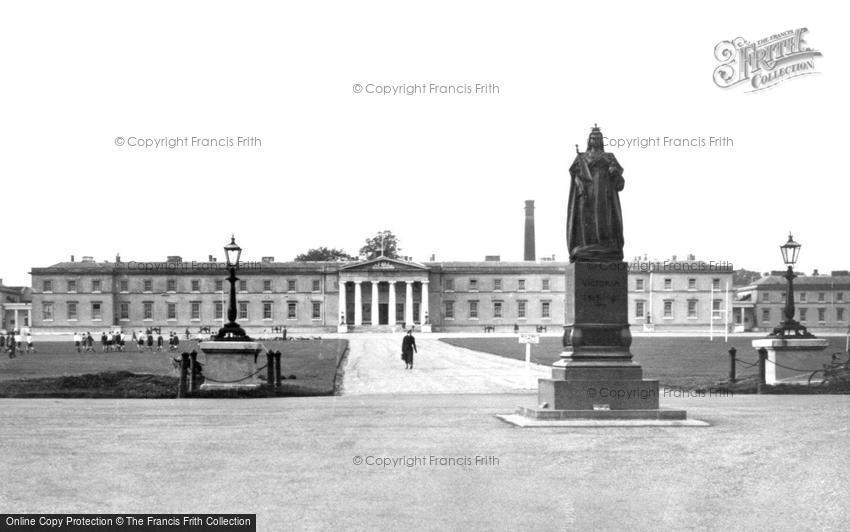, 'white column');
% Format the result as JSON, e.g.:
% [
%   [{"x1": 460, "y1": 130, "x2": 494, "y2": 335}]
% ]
[
  {"x1": 338, "y1": 280, "x2": 347, "y2": 324},
  {"x1": 405, "y1": 281, "x2": 414, "y2": 327},
  {"x1": 354, "y1": 281, "x2": 363, "y2": 326},
  {"x1": 371, "y1": 281, "x2": 380, "y2": 324},
  {"x1": 27, "y1": 308, "x2": 31, "y2": 328},
  {"x1": 388, "y1": 281, "x2": 396, "y2": 325},
  {"x1": 14, "y1": 309, "x2": 19, "y2": 331},
  {"x1": 420, "y1": 280, "x2": 429, "y2": 324}
]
